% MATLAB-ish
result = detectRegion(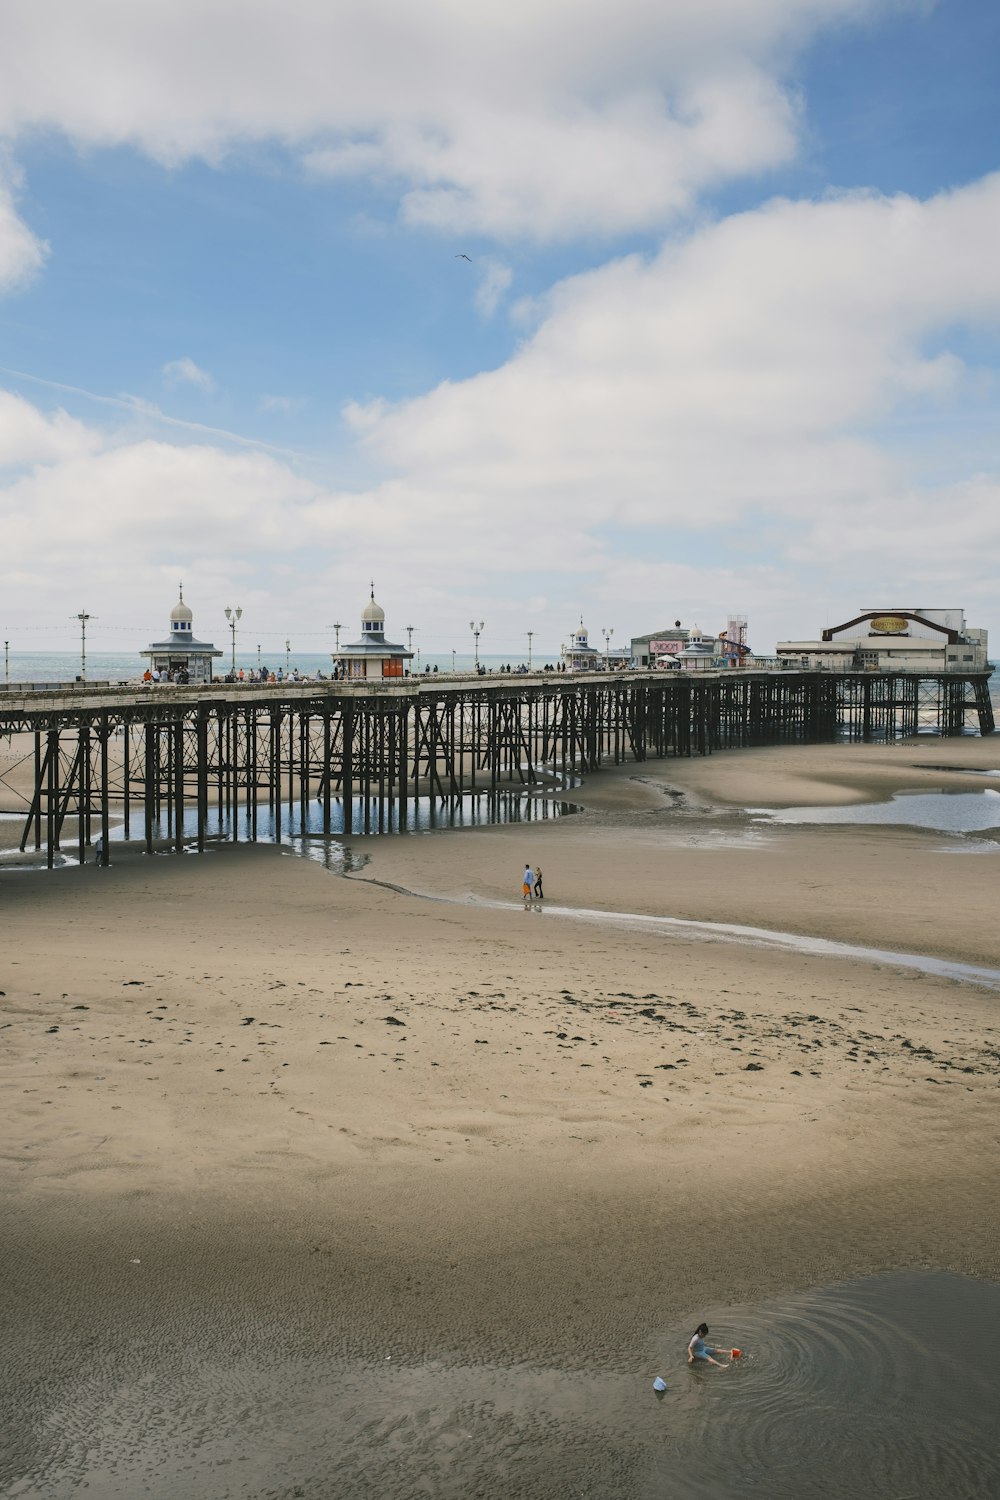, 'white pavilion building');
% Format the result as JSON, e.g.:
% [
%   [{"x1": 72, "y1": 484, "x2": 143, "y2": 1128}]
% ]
[
  {"x1": 140, "y1": 587, "x2": 223, "y2": 682},
  {"x1": 334, "y1": 588, "x2": 414, "y2": 679},
  {"x1": 562, "y1": 618, "x2": 629, "y2": 671},
  {"x1": 562, "y1": 619, "x2": 600, "y2": 671},
  {"x1": 676, "y1": 625, "x2": 723, "y2": 670}
]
